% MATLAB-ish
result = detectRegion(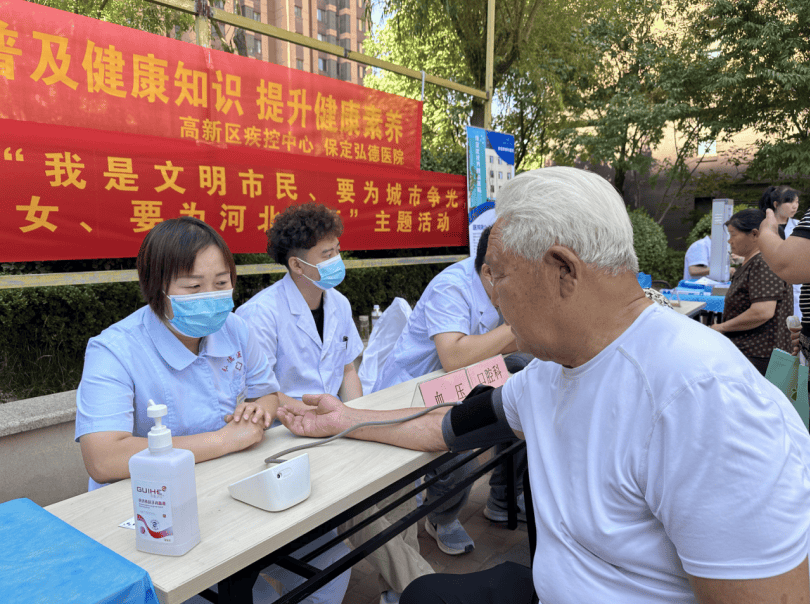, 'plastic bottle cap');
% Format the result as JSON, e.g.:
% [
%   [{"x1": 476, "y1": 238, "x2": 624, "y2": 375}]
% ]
[{"x1": 147, "y1": 399, "x2": 172, "y2": 452}]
